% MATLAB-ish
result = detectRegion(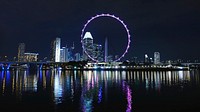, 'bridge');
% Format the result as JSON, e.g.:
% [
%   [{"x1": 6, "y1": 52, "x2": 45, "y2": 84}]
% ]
[
  {"x1": 1, "y1": 61, "x2": 200, "y2": 71},
  {"x1": 181, "y1": 63, "x2": 200, "y2": 68},
  {"x1": 0, "y1": 61, "x2": 87, "y2": 70},
  {"x1": 182, "y1": 63, "x2": 200, "y2": 66}
]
